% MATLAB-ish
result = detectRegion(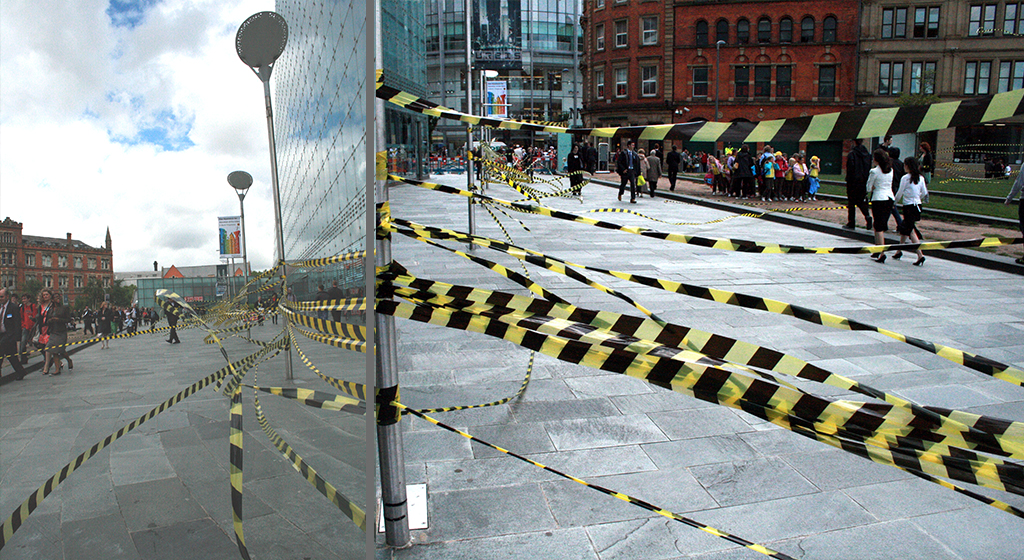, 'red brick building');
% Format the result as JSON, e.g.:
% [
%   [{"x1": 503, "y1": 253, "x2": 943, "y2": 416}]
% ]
[
  {"x1": 583, "y1": 0, "x2": 861, "y2": 171},
  {"x1": 0, "y1": 217, "x2": 115, "y2": 304}
]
